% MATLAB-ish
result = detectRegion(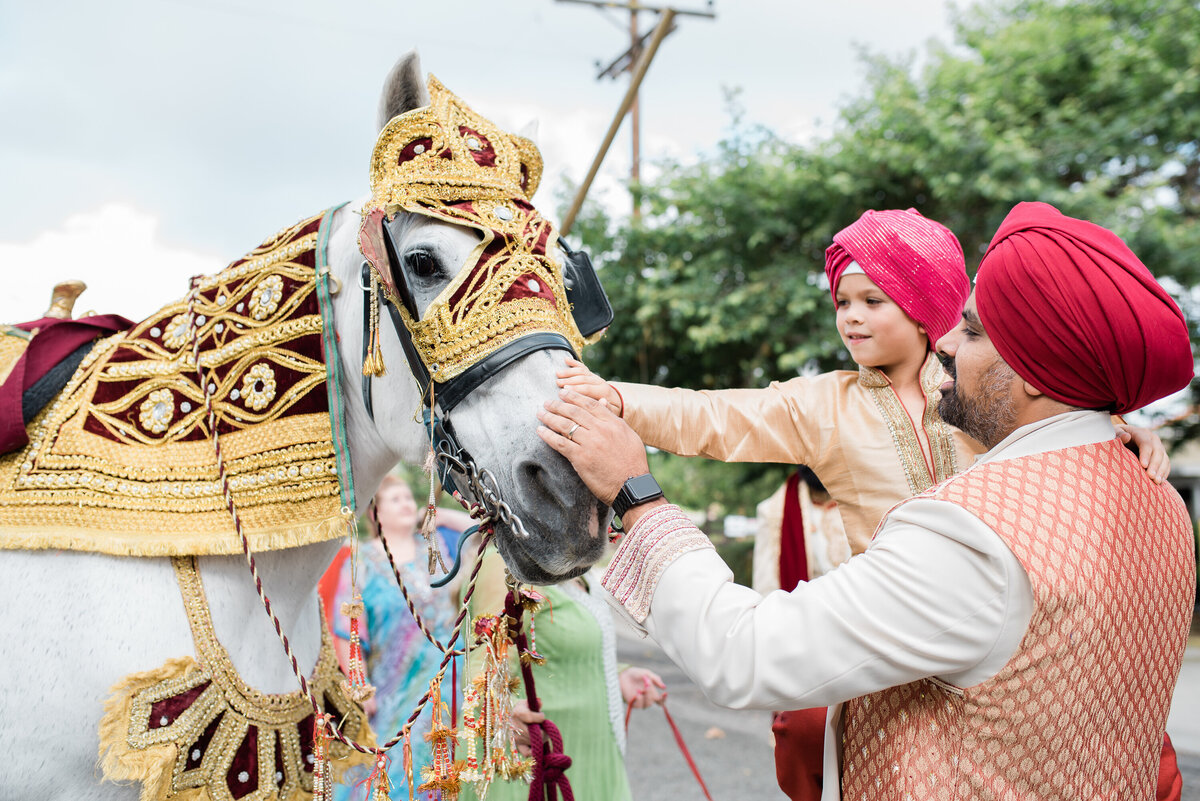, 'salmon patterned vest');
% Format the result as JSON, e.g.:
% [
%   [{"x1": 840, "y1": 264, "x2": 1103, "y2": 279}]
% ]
[{"x1": 842, "y1": 439, "x2": 1195, "y2": 800}]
